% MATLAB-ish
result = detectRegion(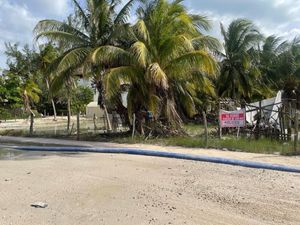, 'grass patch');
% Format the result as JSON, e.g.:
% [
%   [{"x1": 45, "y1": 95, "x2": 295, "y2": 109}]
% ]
[
  {"x1": 182, "y1": 123, "x2": 216, "y2": 136},
  {"x1": 114, "y1": 135, "x2": 298, "y2": 155}
]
